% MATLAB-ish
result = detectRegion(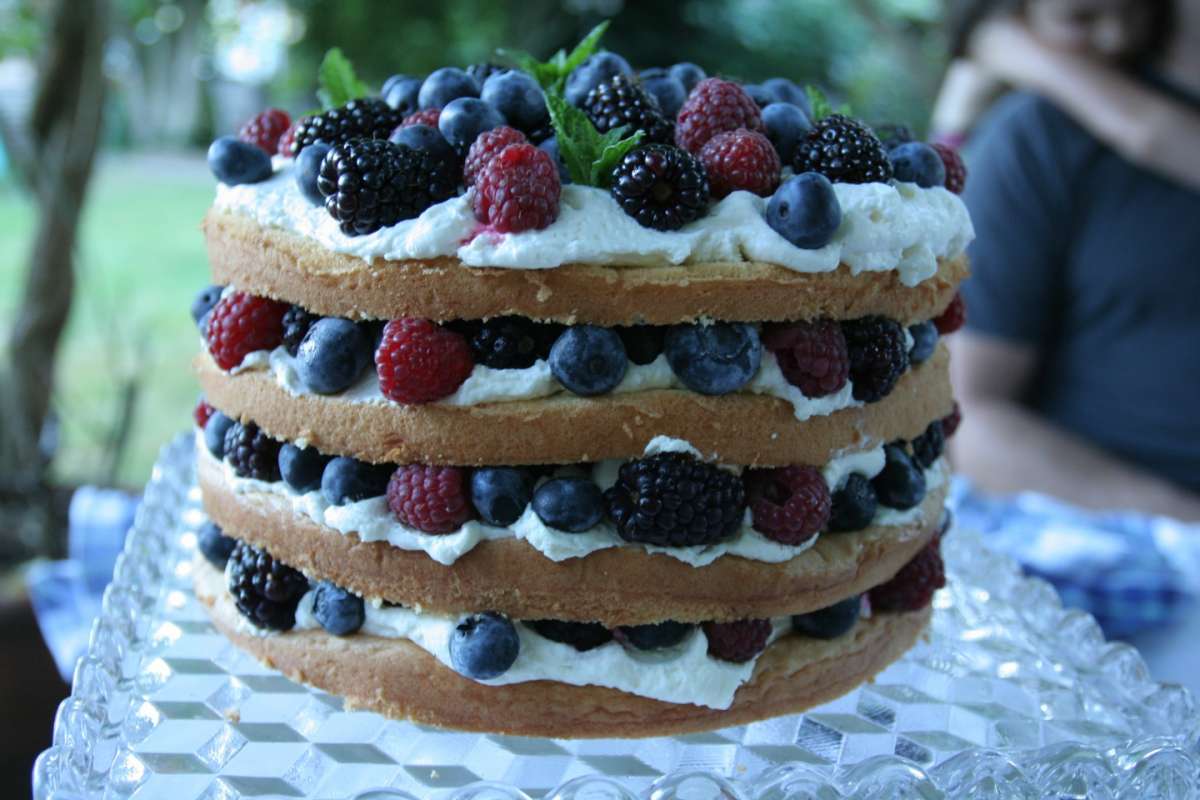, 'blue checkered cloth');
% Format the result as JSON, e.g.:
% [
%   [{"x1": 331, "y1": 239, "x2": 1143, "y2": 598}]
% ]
[{"x1": 949, "y1": 477, "x2": 1200, "y2": 638}]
